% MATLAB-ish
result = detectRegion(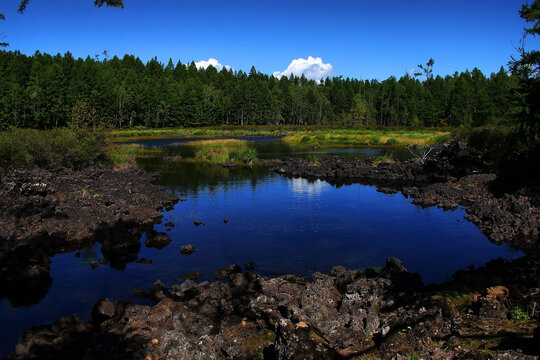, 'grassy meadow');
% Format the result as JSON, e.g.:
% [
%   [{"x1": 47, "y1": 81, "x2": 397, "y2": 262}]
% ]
[
  {"x1": 0, "y1": 126, "x2": 457, "y2": 170},
  {"x1": 109, "y1": 126, "x2": 451, "y2": 147}
]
